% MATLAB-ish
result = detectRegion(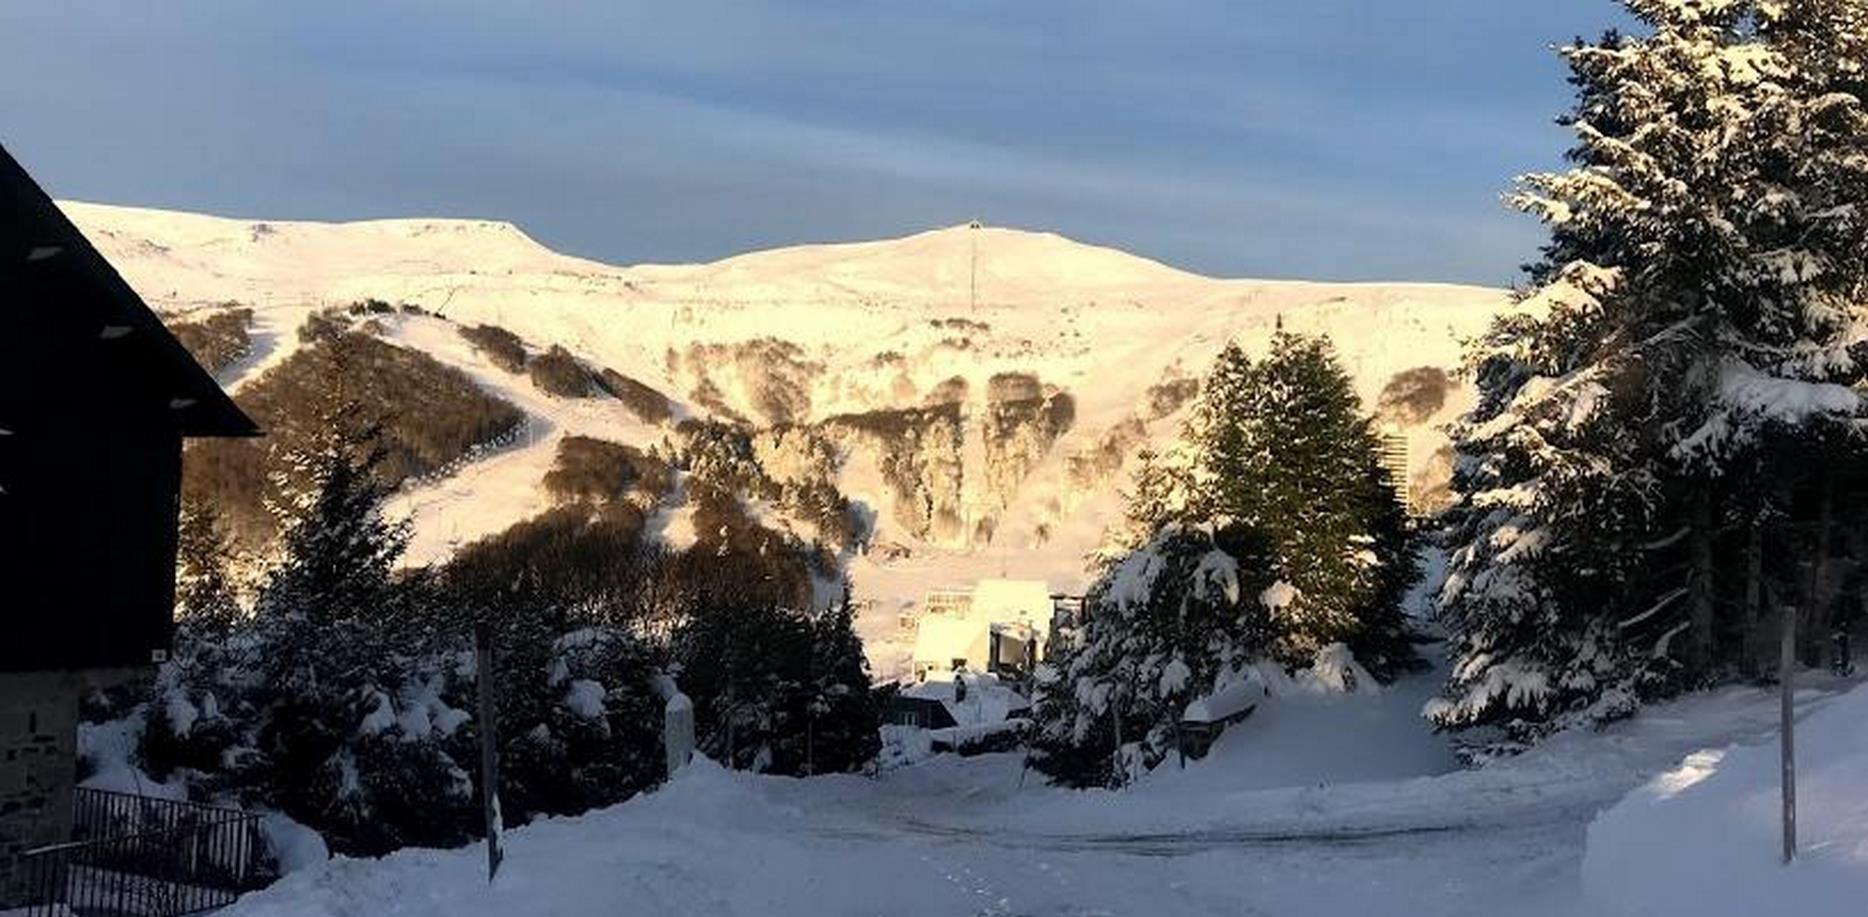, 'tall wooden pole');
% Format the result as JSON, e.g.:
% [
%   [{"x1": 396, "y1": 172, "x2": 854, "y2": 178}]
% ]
[
  {"x1": 474, "y1": 622, "x2": 505, "y2": 882},
  {"x1": 1780, "y1": 605, "x2": 1798, "y2": 865}
]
